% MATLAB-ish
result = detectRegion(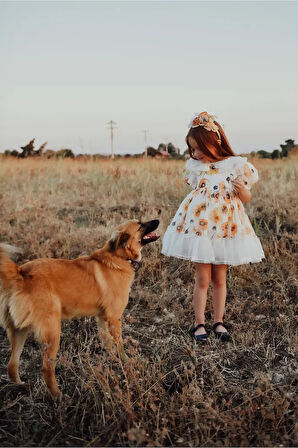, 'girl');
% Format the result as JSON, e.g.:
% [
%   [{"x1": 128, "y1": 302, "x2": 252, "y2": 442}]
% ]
[{"x1": 161, "y1": 112, "x2": 265, "y2": 342}]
